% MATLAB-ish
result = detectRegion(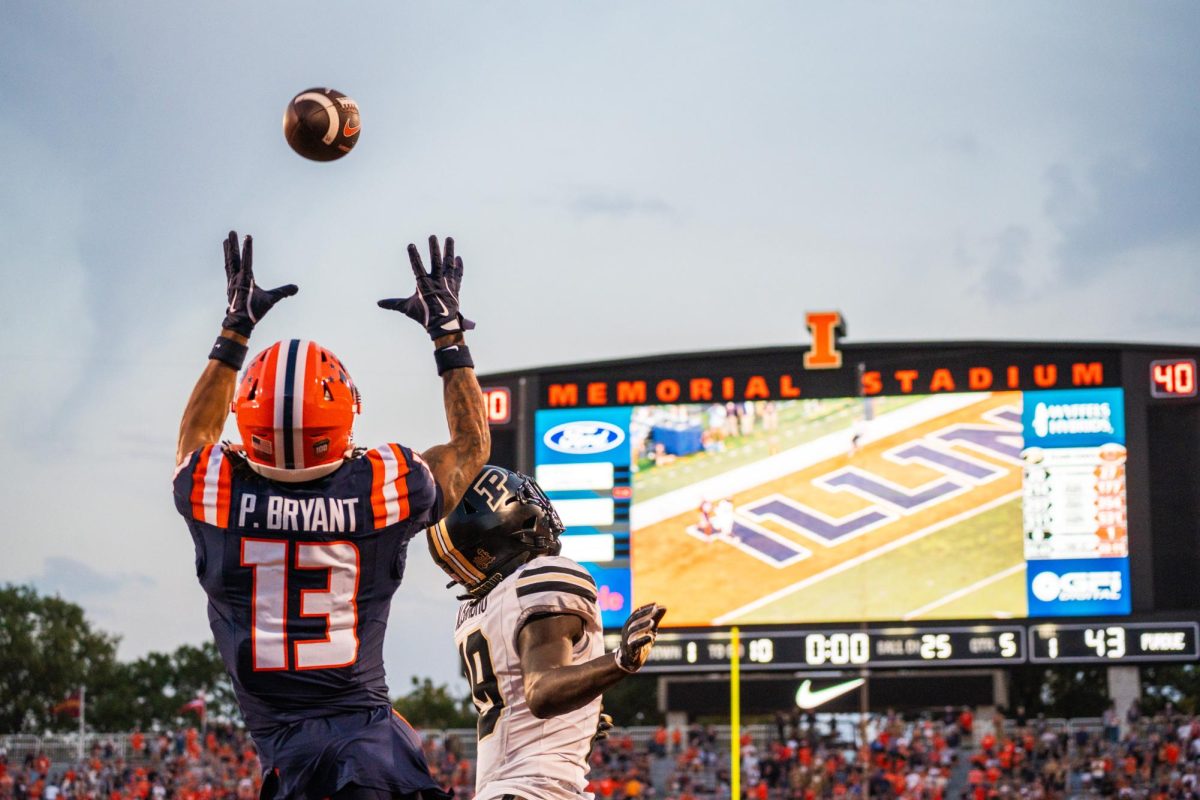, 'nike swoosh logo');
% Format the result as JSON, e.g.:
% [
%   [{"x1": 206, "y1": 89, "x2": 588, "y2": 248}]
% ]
[
  {"x1": 794, "y1": 678, "x2": 864, "y2": 710},
  {"x1": 343, "y1": 120, "x2": 360, "y2": 137},
  {"x1": 433, "y1": 298, "x2": 451, "y2": 317}
]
